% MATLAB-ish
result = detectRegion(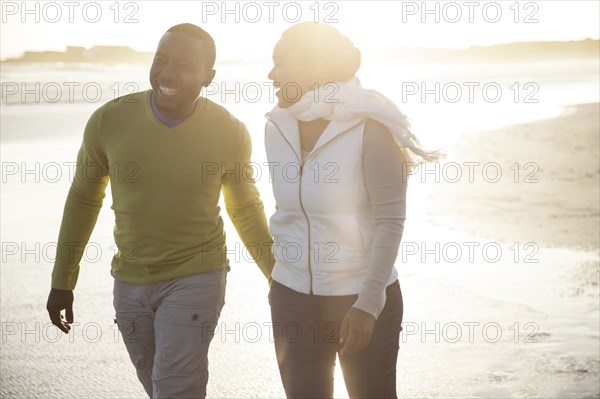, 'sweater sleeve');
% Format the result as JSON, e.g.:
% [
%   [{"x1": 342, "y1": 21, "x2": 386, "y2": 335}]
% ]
[
  {"x1": 222, "y1": 122, "x2": 275, "y2": 280},
  {"x1": 51, "y1": 107, "x2": 109, "y2": 290},
  {"x1": 352, "y1": 119, "x2": 408, "y2": 318}
]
